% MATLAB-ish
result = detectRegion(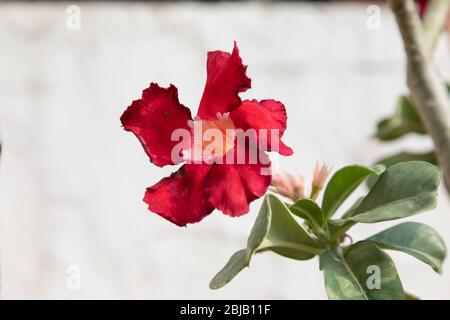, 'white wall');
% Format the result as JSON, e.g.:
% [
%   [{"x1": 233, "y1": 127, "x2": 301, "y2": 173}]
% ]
[{"x1": 0, "y1": 1, "x2": 449, "y2": 299}]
